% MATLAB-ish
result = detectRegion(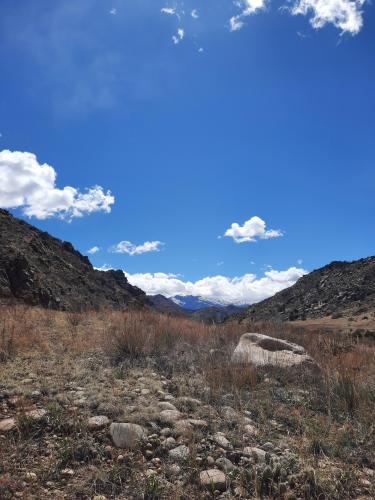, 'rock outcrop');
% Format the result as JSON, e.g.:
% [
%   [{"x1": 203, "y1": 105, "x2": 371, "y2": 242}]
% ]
[
  {"x1": 0, "y1": 209, "x2": 147, "y2": 310},
  {"x1": 232, "y1": 333, "x2": 318, "y2": 370}
]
